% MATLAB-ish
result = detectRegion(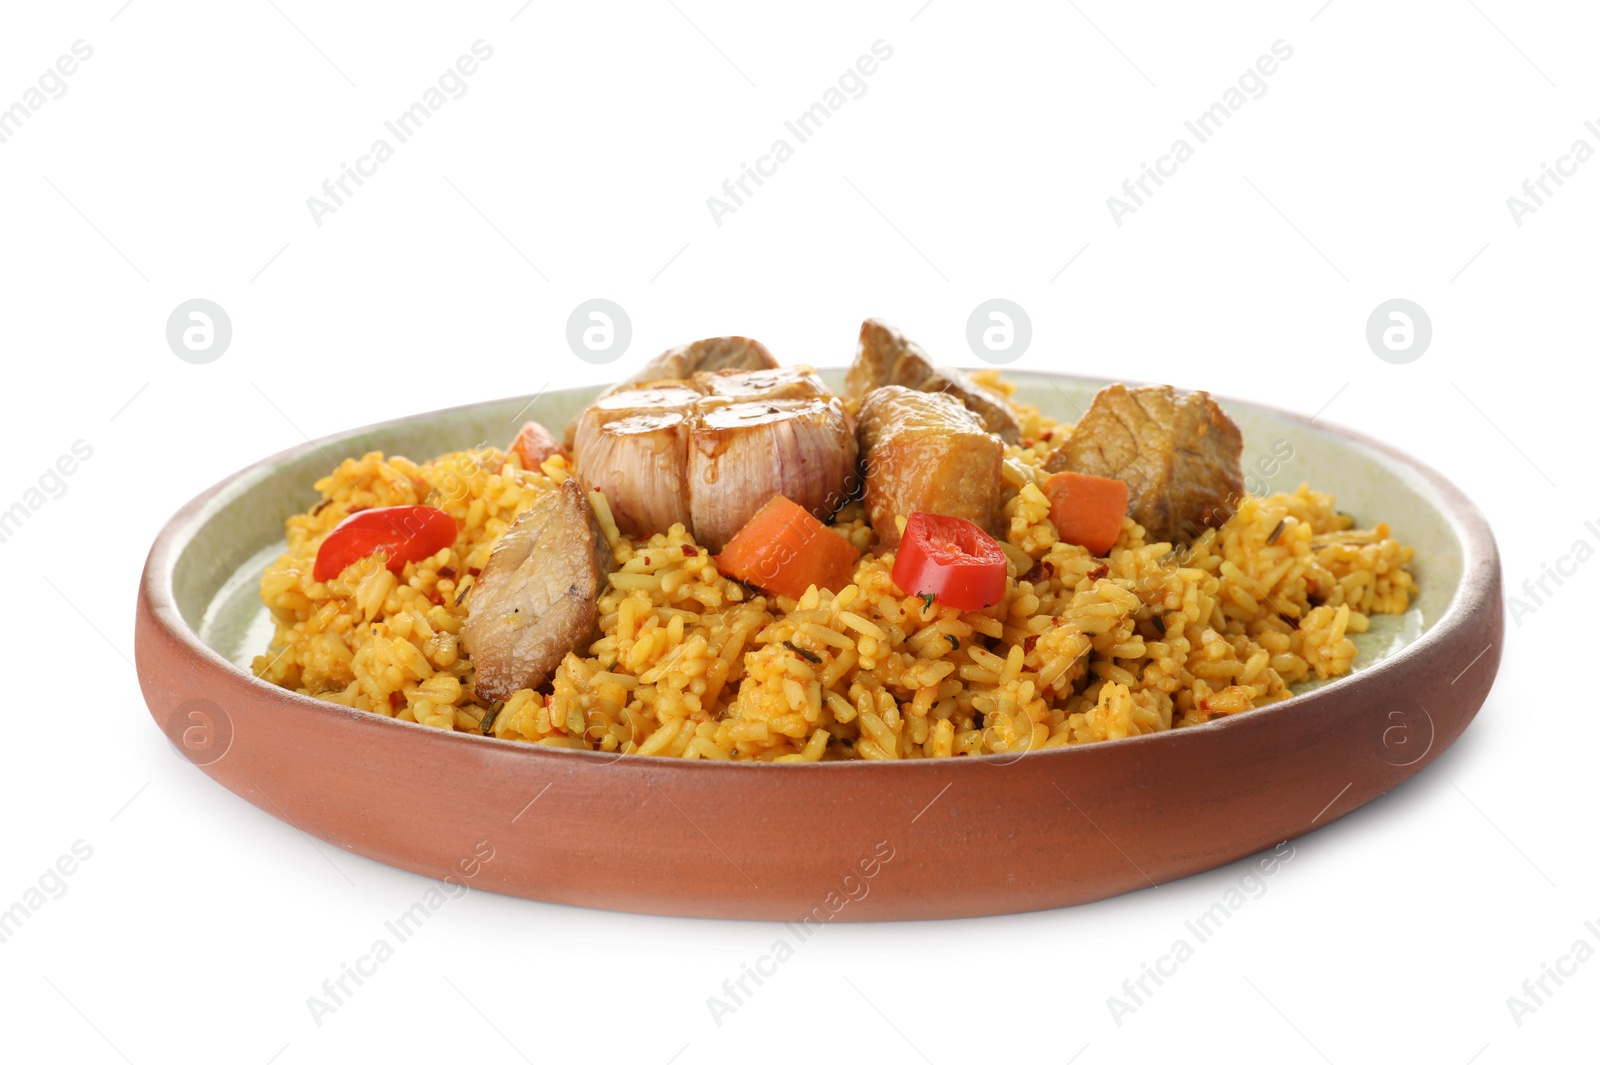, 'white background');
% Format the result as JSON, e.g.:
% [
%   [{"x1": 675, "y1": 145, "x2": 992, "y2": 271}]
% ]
[{"x1": 0, "y1": 1, "x2": 1592, "y2": 1062}]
